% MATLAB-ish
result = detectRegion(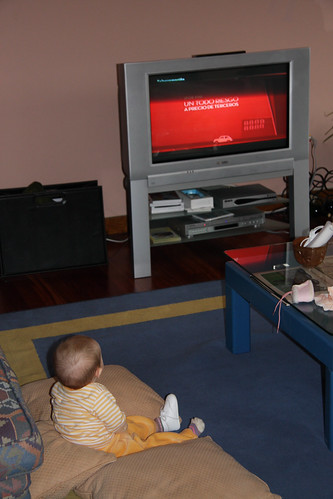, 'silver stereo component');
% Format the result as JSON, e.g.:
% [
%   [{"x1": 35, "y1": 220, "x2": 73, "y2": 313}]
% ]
[{"x1": 182, "y1": 207, "x2": 265, "y2": 238}]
